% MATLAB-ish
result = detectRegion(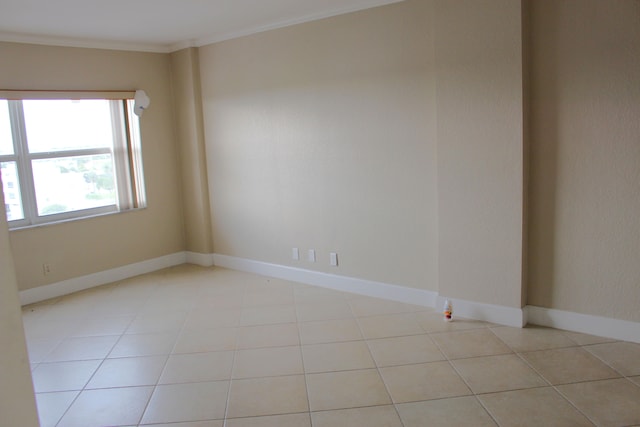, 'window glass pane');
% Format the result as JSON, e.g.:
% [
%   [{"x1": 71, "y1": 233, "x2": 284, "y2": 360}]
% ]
[
  {"x1": 23, "y1": 100, "x2": 114, "y2": 153},
  {"x1": 1, "y1": 161, "x2": 24, "y2": 221},
  {"x1": 0, "y1": 100, "x2": 13, "y2": 155},
  {"x1": 32, "y1": 154, "x2": 116, "y2": 216}
]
